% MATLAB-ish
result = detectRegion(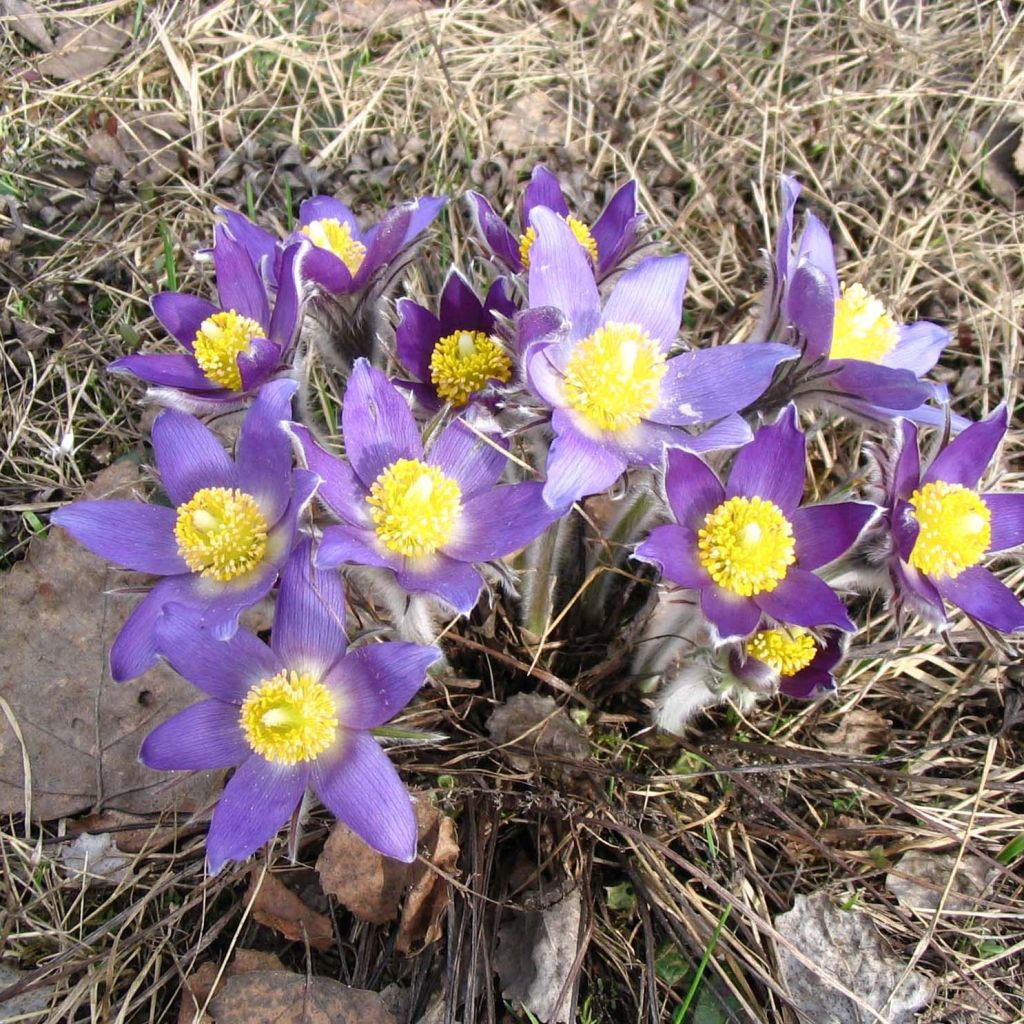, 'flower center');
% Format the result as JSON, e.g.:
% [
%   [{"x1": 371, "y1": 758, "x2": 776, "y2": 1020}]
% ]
[
  {"x1": 366, "y1": 458, "x2": 462, "y2": 557},
  {"x1": 192, "y1": 310, "x2": 264, "y2": 391},
  {"x1": 697, "y1": 496, "x2": 796, "y2": 597},
  {"x1": 908, "y1": 481, "x2": 991, "y2": 579},
  {"x1": 745, "y1": 628, "x2": 817, "y2": 676},
  {"x1": 519, "y1": 215, "x2": 599, "y2": 269},
  {"x1": 240, "y1": 670, "x2": 339, "y2": 765},
  {"x1": 174, "y1": 487, "x2": 269, "y2": 582},
  {"x1": 829, "y1": 283, "x2": 899, "y2": 363},
  {"x1": 429, "y1": 329, "x2": 512, "y2": 407},
  {"x1": 562, "y1": 322, "x2": 667, "y2": 432},
  {"x1": 301, "y1": 218, "x2": 366, "y2": 276}
]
